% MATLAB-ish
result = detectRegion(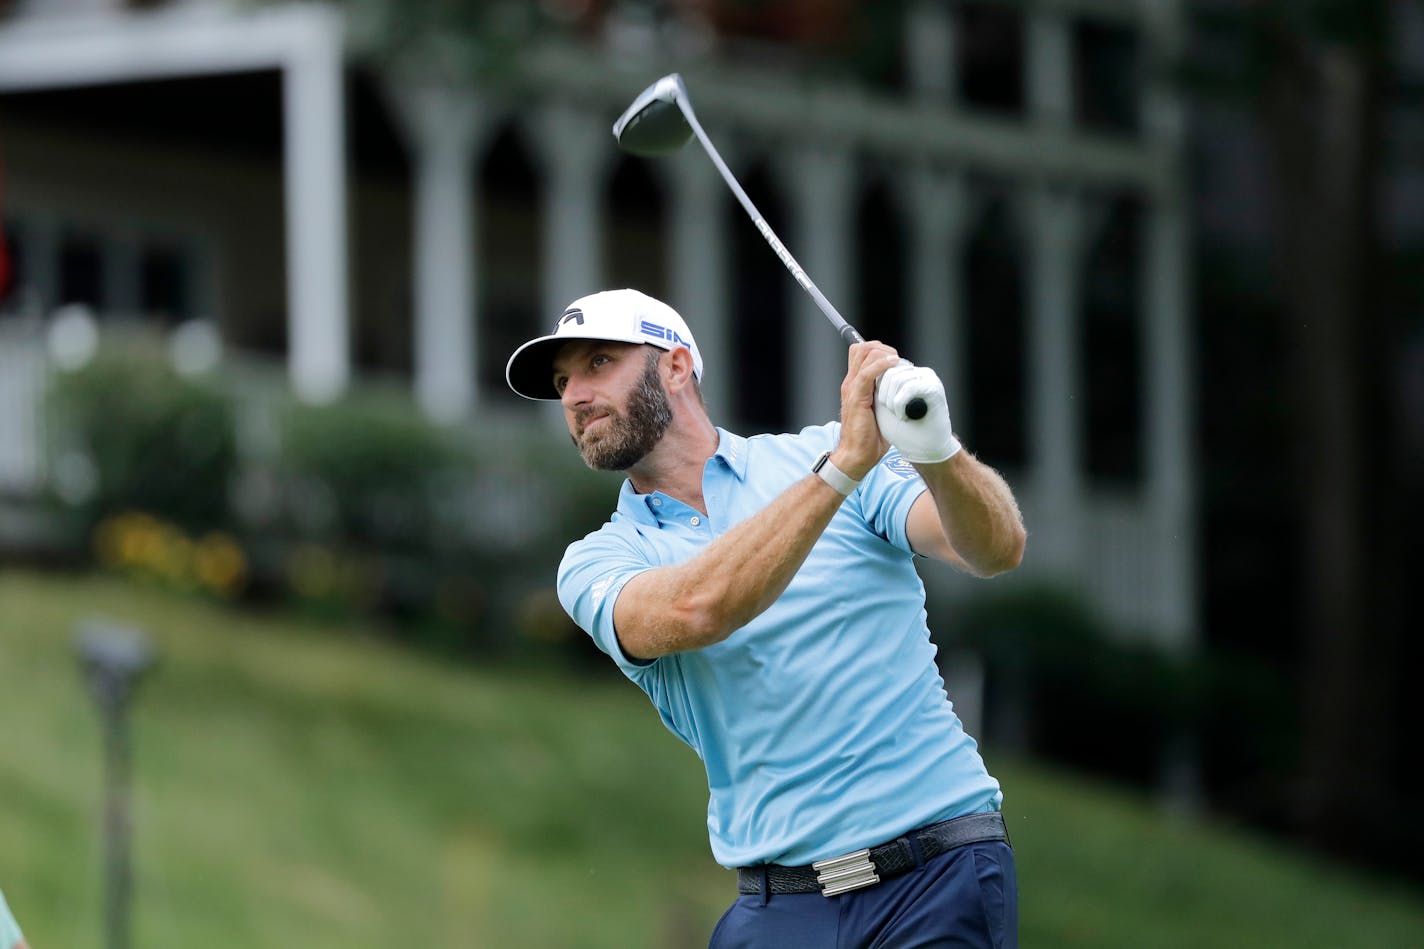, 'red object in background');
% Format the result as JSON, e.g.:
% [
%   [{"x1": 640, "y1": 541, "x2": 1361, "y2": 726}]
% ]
[{"x1": 695, "y1": 0, "x2": 851, "y2": 48}]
